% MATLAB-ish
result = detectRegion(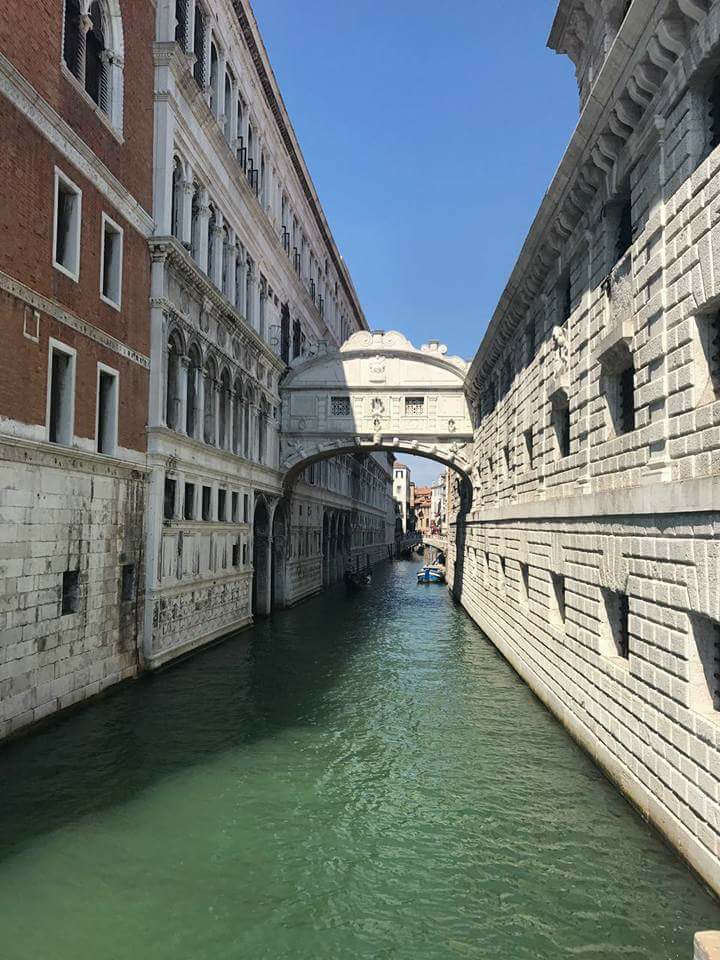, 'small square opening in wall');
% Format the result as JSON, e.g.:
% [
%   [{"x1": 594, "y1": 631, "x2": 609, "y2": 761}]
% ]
[
  {"x1": 121, "y1": 563, "x2": 135, "y2": 602},
  {"x1": 164, "y1": 477, "x2": 176, "y2": 520},
  {"x1": 551, "y1": 573, "x2": 566, "y2": 625},
  {"x1": 602, "y1": 589, "x2": 630, "y2": 659},
  {"x1": 61, "y1": 570, "x2": 80, "y2": 615},
  {"x1": 688, "y1": 614, "x2": 720, "y2": 717},
  {"x1": 202, "y1": 485, "x2": 212, "y2": 521},
  {"x1": 53, "y1": 169, "x2": 81, "y2": 281},
  {"x1": 100, "y1": 213, "x2": 123, "y2": 308}
]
